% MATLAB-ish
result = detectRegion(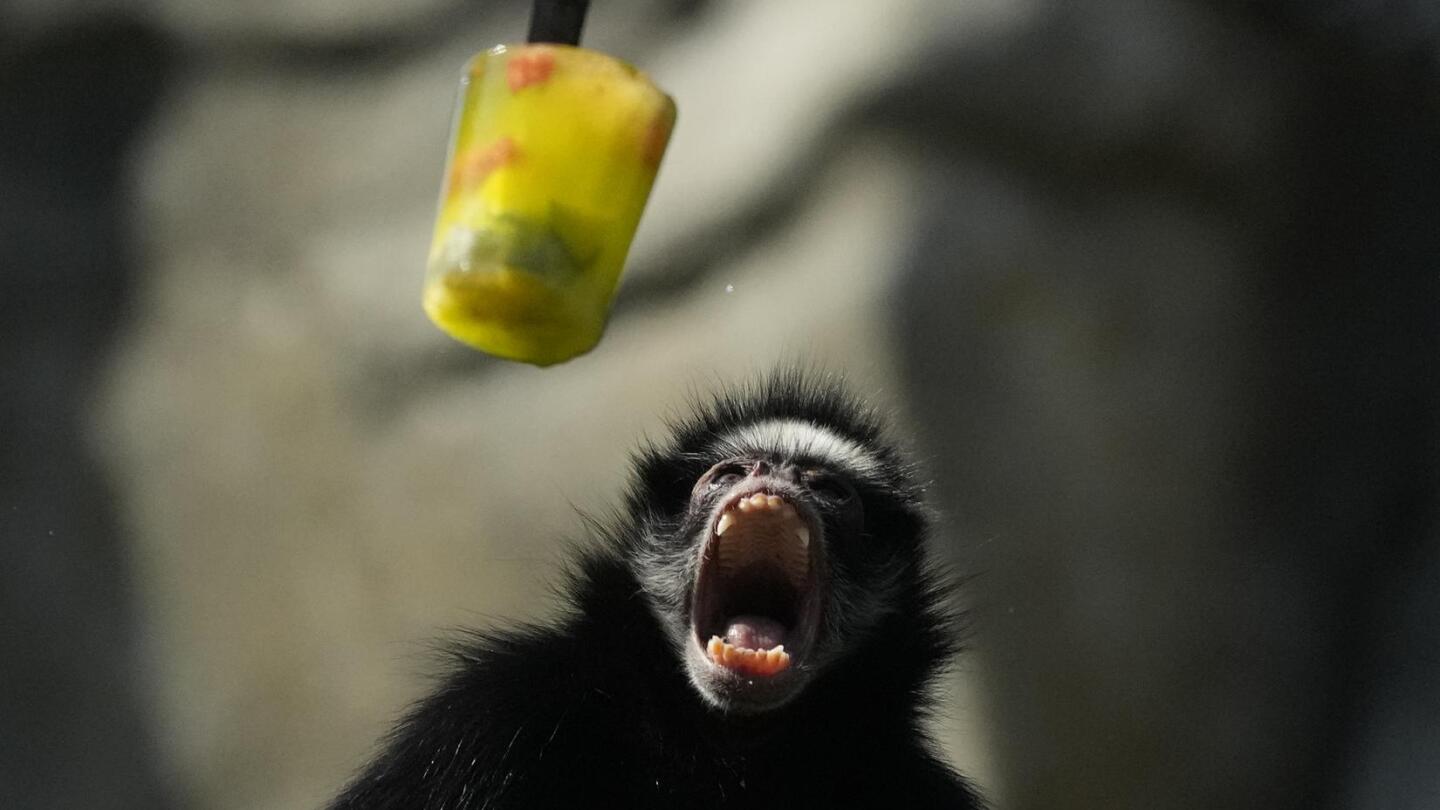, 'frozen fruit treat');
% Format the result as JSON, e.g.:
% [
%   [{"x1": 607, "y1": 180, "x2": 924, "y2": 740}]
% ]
[{"x1": 424, "y1": 44, "x2": 676, "y2": 366}]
